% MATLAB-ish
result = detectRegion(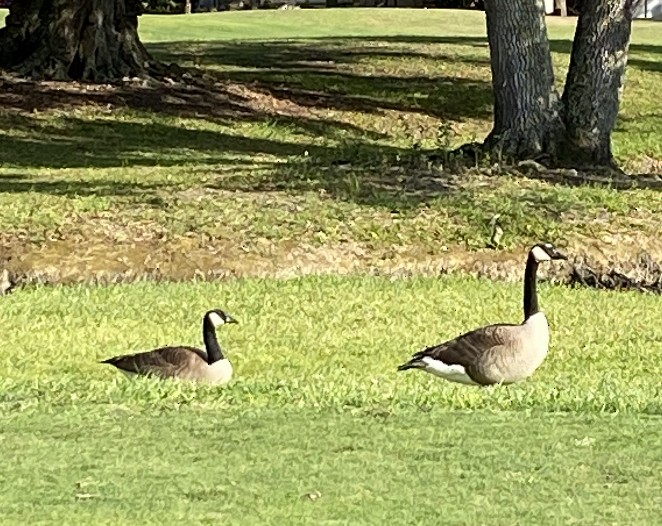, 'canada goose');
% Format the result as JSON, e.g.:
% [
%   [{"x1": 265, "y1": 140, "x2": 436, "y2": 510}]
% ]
[
  {"x1": 101, "y1": 309, "x2": 238, "y2": 384},
  {"x1": 397, "y1": 243, "x2": 567, "y2": 386}
]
